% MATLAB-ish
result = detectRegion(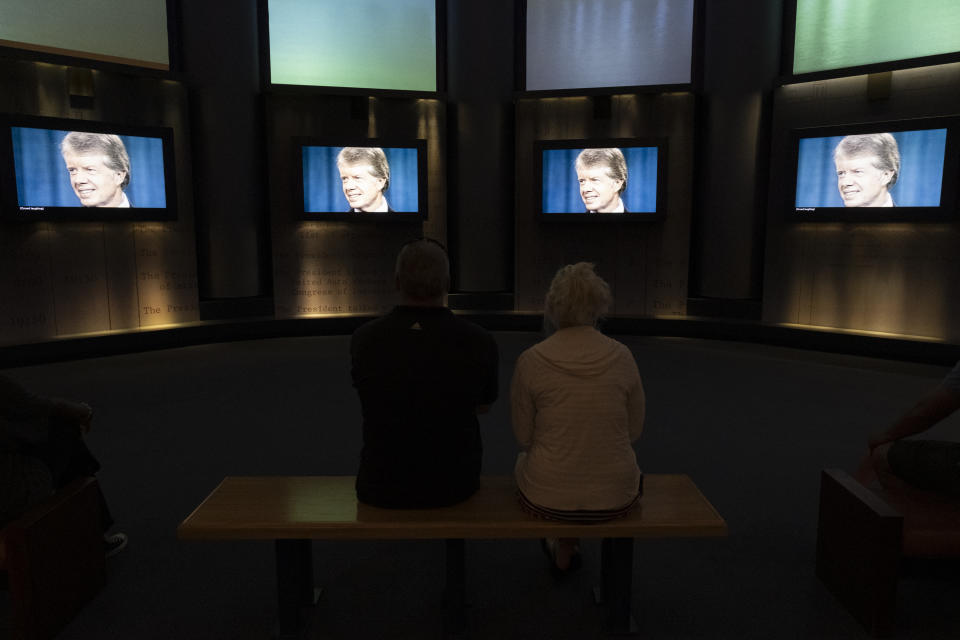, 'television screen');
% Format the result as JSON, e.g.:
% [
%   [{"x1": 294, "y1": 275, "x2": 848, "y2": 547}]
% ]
[
  {"x1": 523, "y1": 0, "x2": 695, "y2": 92},
  {"x1": 266, "y1": 0, "x2": 438, "y2": 92},
  {"x1": 0, "y1": 0, "x2": 170, "y2": 70},
  {"x1": 790, "y1": 119, "x2": 959, "y2": 222},
  {"x1": 537, "y1": 139, "x2": 665, "y2": 221},
  {"x1": 791, "y1": 0, "x2": 960, "y2": 77},
  {"x1": 298, "y1": 140, "x2": 426, "y2": 221},
  {"x1": 0, "y1": 115, "x2": 177, "y2": 222}
]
